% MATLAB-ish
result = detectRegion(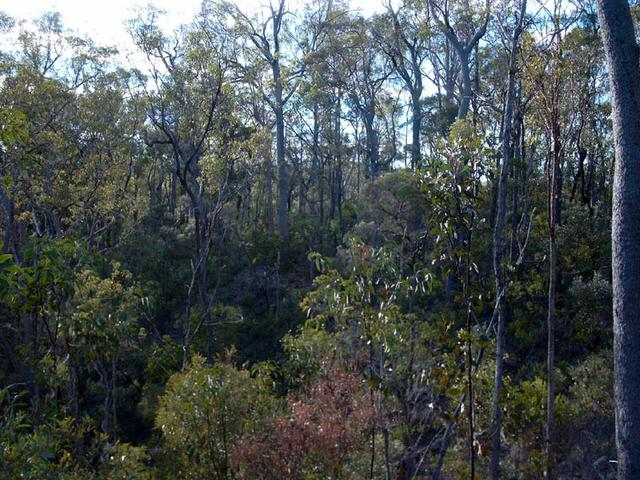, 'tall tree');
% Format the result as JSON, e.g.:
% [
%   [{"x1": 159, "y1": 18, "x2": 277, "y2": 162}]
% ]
[
  {"x1": 130, "y1": 11, "x2": 242, "y2": 363},
  {"x1": 542, "y1": 11, "x2": 565, "y2": 478},
  {"x1": 373, "y1": 2, "x2": 430, "y2": 169},
  {"x1": 336, "y1": 15, "x2": 391, "y2": 180},
  {"x1": 489, "y1": 2, "x2": 527, "y2": 477},
  {"x1": 217, "y1": 0, "x2": 329, "y2": 250},
  {"x1": 596, "y1": 0, "x2": 640, "y2": 478},
  {"x1": 429, "y1": 0, "x2": 490, "y2": 119}
]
